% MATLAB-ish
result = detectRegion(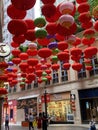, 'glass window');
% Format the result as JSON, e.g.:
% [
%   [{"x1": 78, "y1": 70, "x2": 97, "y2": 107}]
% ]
[
  {"x1": 52, "y1": 71, "x2": 59, "y2": 84},
  {"x1": 89, "y1": 57, "x2": 98, "y2": 76}
]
